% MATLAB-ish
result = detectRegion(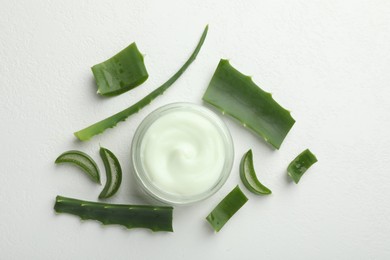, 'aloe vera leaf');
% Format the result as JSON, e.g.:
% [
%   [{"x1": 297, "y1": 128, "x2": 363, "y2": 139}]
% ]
[
  {"x1": 99, "y1": 147, "x2": 122, "y2": 199},
  {"x1": 55, "y1": 150, "x2": 100, "y2": 184},
  {"x1": 240, "y1": 149, "x2": 271, "y2": 195},
  {"x1": 287, "y1": 149, "x2": 318, "y2": 184},
  {"x1": 54, "y1": 195, "x2": 173, "y2": 232},
  {"x1": 202, "y1": 59, "x2": 295, "y2": 149},
  {"x1": 92, "y1": 43, "x2": 148, "y2": 97},
  {"x1": 74, "y1": 25, "x2": 209, "y2": 141},
  {"x1": 206, "y1": 185, "x2": 248, "y2": 232}
]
